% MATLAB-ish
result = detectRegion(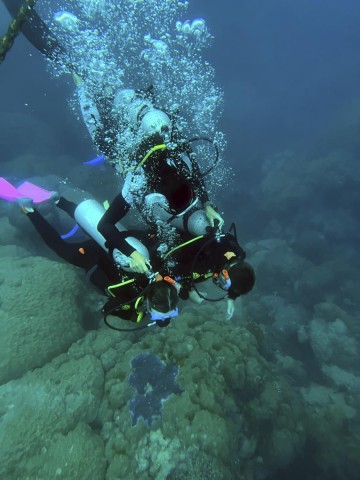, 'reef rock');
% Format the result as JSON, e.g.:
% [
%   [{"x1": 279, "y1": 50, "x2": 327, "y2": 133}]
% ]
[{"x1": 0, "y1": 255, "x2": 85, "y2": 383}]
